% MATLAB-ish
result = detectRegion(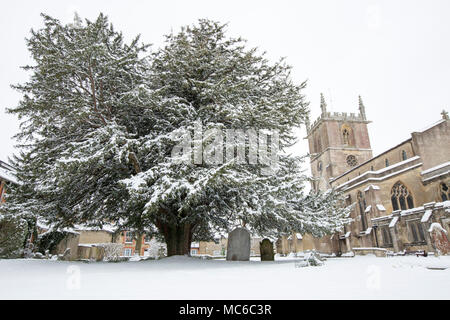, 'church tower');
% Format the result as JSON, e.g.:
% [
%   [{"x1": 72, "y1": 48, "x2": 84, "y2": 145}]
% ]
[{"x1": 306, "y1": 94, "x2": 373, "y2": 191}]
